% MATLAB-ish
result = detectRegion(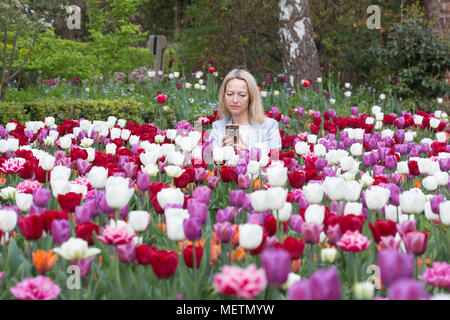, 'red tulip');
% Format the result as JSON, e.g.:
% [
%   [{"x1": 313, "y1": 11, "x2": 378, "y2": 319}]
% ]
[
  {"x1": 42, "y1": 210, "x2": 69, "y2": 232},
  {"x1": 174, "y1": 171, "x2": 191, "y2": 188},
  {"x1": 150, "y1": 250, "x2": 178, "y2": 279},
  {"x1": 34, "y1": 166, "x2": 50, "y2": 183},
  {"x1": 75, "y1": 222, "x2": 100, "y2": 245},
  {"x1": 288, "y1": 171, "x2": 305, "y2": 189},
  {"x1": 408, "y1": 160, "x2": 420, "y2": 176},
  {"x1": 18, "y1": 160, "x2": 36, "y2": 179},
  {"x1": 70, "y1": 147, "x2": 88, "y2": 161},
  {"x1": 282, "y1": 237, "x2": 305, "y2": 260},
  {"x1": 136, "y1": 244, "x2": 157, "y2": 265},
  {"x1": 220, "y1": 166, "x2": 236, "y2": 183},
  {"x1": 263, "y1": 215, "x2": 277, "y2": 236},
  {"x1": 157, "y1": 94, "x2": 167, "y2": 104},
  {"x1": 403, "y1": 231, "x2": 428, "y2": 256},
  {"x1": 369, "y1": 219, "x2": 397, "y2": 244},
  {"x1": 339, "y1": 214, "x2": 365, "y2": 234},
  {"x1": 57, "y1": 192, "x2": 82, "y2": 212},
  {"x1": 183, "y1": 244, "x2": 203, "y2": 268},
  {"x1": 208, "y1": 67, "x2": 215, "y2": 73},
  {"x1": 18, "y1": 213, "x2": 44, "y2": 240}
]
